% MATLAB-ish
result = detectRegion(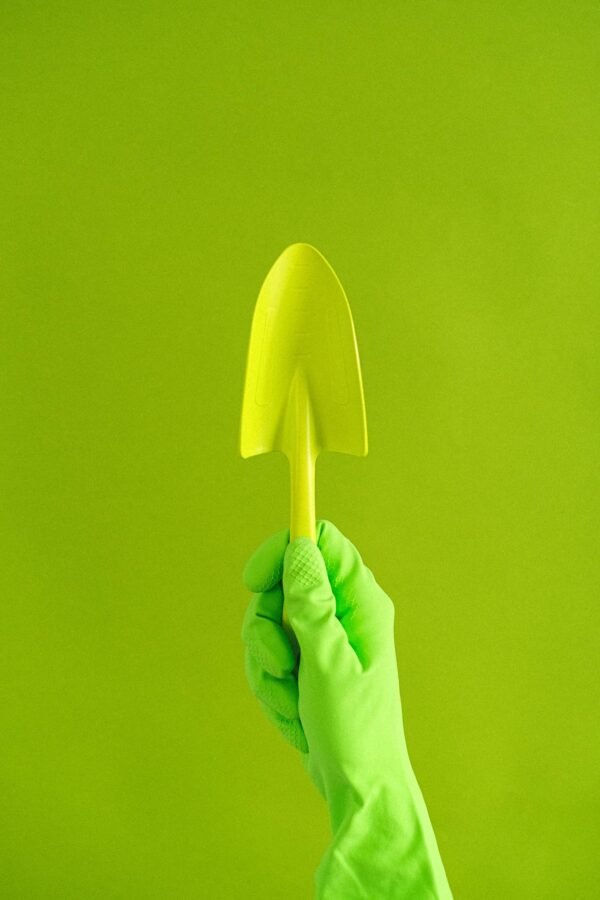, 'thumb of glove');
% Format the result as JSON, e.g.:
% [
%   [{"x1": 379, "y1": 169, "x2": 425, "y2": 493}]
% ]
[{"x1": 283, "y1": 537, "x2": 360, "y2": 676}]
